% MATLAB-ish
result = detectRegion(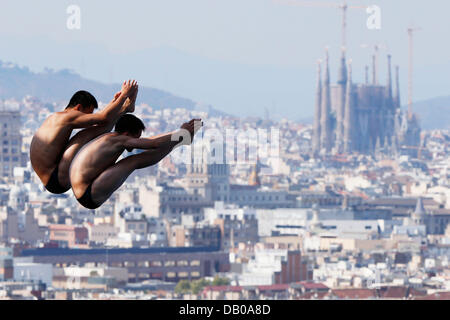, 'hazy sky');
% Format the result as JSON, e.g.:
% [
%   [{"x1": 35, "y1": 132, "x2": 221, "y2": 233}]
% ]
[{"x1": 0, "y1": 0, "x2": 449, "y2": 119}]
